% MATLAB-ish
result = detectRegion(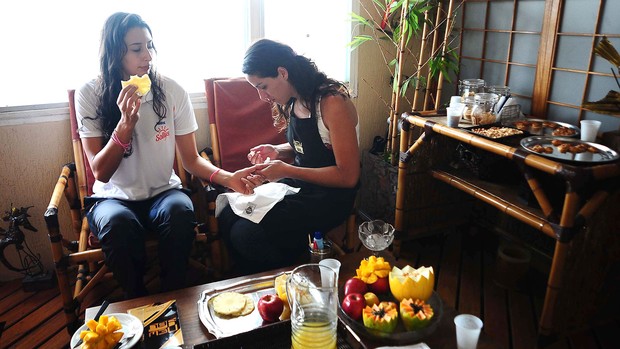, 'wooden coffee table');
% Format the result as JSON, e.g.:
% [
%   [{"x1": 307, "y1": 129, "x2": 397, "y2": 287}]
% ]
[{"x1": 86, "y1": 252, "x2": 502, "y2": 348}]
